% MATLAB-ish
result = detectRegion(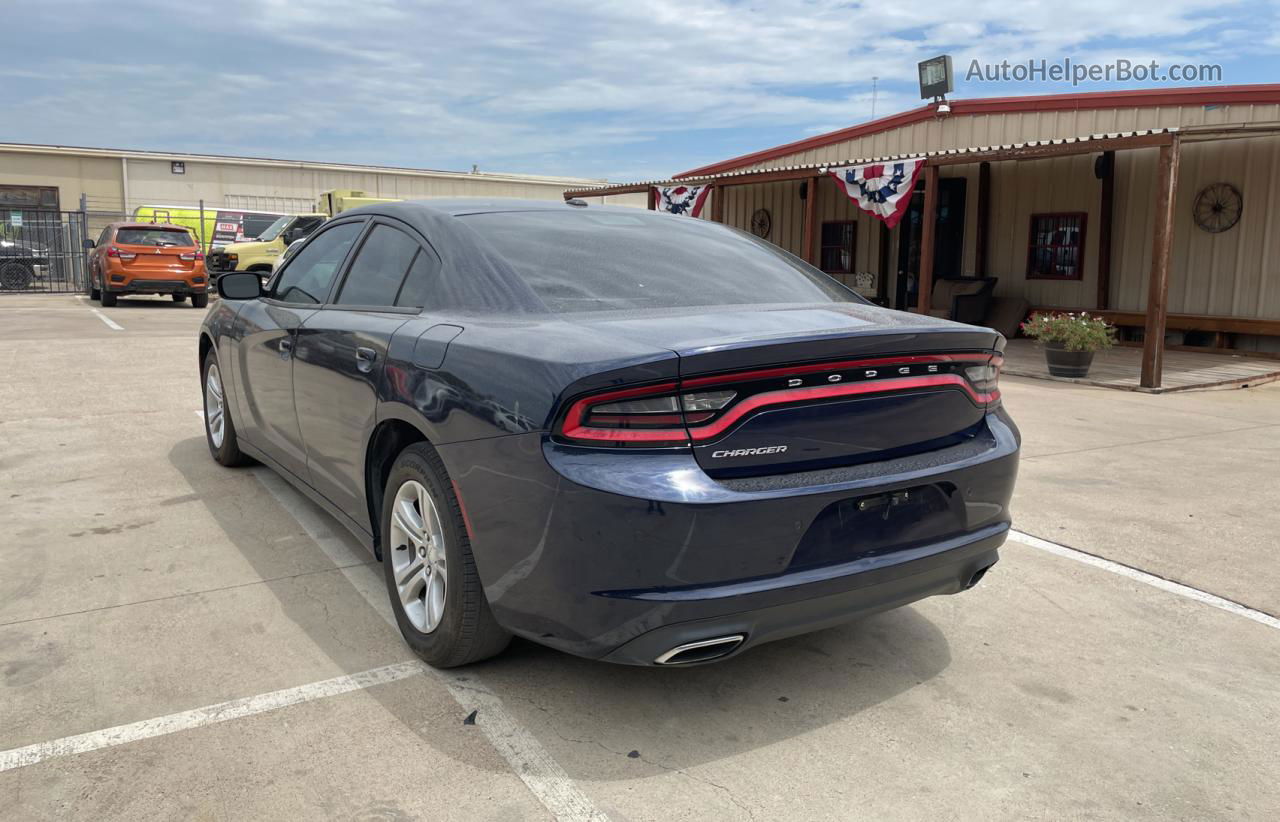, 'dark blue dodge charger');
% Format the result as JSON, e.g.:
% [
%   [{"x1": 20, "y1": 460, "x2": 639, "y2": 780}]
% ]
[{"x1": 200, "y1": 199, "x2": 1019, "y2": 667}]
